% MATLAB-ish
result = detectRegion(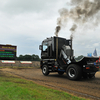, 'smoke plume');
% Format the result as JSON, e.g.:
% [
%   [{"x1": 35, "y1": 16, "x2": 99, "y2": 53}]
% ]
[
  {"x1": 55, "y1": 0, "x2": 100, "y2": 39},
  {"x1": 55, "y1": 26, "x2": 61, "y2": 37},
  {"x1": 70, "y1": 24, "x2": 77, "y2": 39}
]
